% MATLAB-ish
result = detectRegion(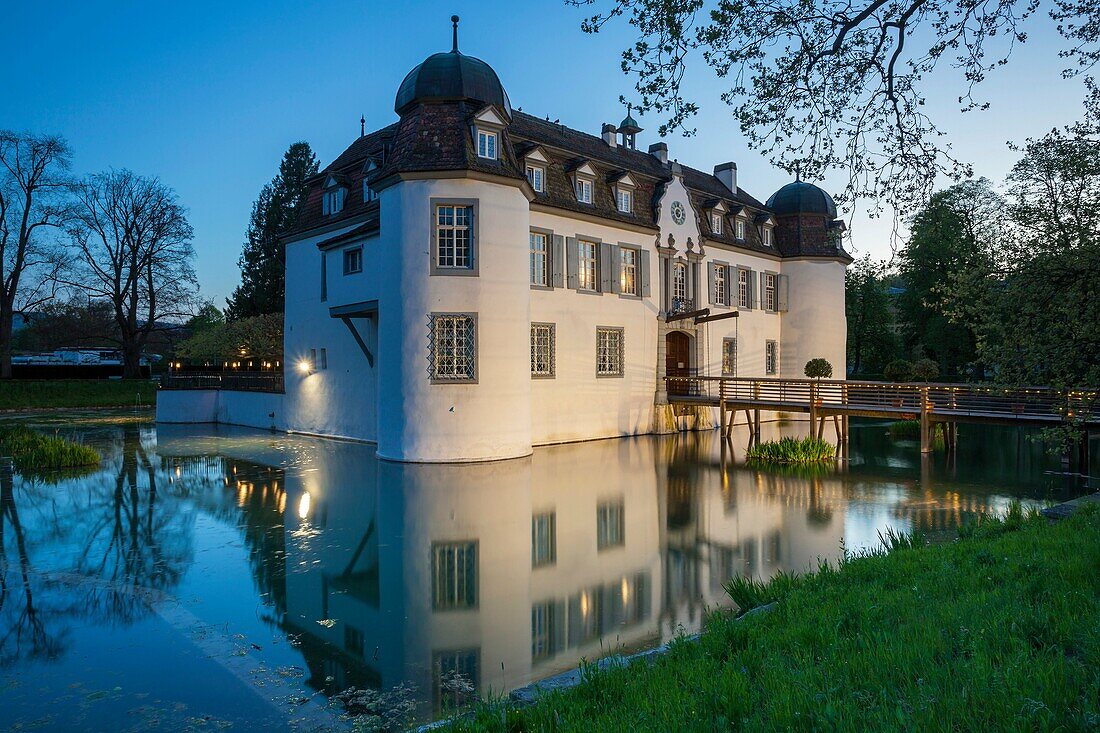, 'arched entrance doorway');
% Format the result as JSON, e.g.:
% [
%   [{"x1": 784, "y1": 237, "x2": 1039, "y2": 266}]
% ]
[{"x1": 665, "y1": 331, "x2": 692, "y2": 396}]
